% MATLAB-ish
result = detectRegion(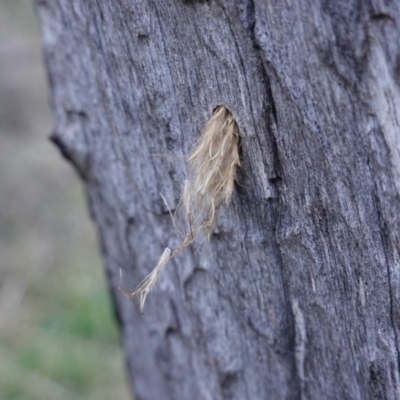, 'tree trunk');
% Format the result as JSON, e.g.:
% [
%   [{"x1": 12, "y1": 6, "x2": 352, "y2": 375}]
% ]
[{"x1": 35, "y1": 1, "x2": 400, "y2": 399}]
